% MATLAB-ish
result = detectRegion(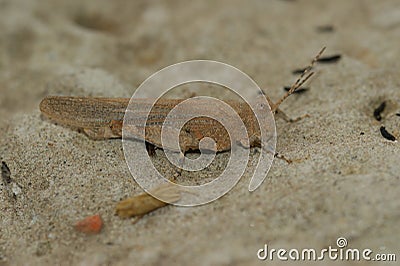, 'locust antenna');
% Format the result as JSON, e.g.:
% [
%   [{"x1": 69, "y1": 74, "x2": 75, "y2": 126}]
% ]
[{"x1": 271, "y1": 47, "x2": 326, "y2": 113}]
